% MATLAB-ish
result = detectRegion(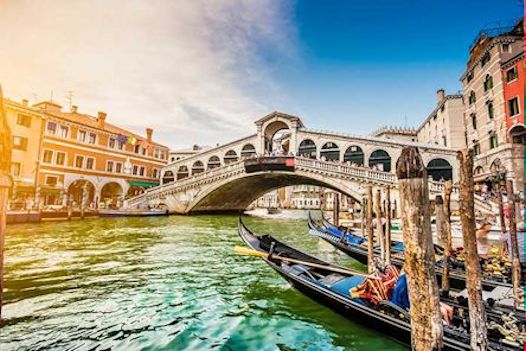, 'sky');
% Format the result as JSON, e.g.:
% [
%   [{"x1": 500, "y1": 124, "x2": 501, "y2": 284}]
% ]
[{"x1": 0, "y1": 0, "x2": 523, "y2": 149}]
